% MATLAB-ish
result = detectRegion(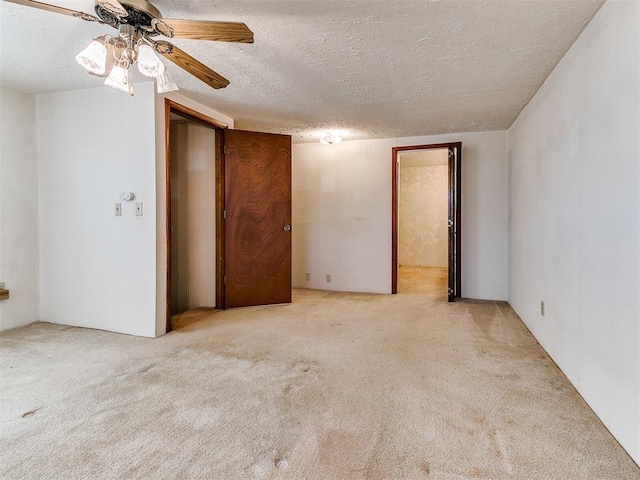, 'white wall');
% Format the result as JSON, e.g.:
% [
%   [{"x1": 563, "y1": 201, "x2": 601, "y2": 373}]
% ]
[
  {"x1": 507, "y1": 0, "x2": 639, "y2": 464},
  {"x1": 0, "y1": 87, "x2": 39, "y2": 331},
  {"x1": 292, "y1": 130, "x2": 507, "y2": 299},
  {"x1": 36, "y1": 87, "x2": 232, "y2": 338},
  {"x1": 38, "y1": 83, "x2": 158, "y2": 337}
]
